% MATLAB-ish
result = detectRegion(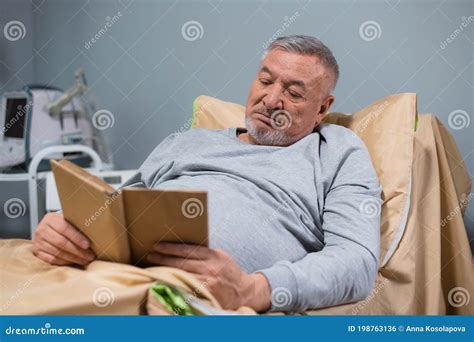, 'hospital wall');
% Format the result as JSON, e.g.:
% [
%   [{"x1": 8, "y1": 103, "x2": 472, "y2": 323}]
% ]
[{"x1": 0, "y1": 0, "x2": 472, "y2": 253}]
